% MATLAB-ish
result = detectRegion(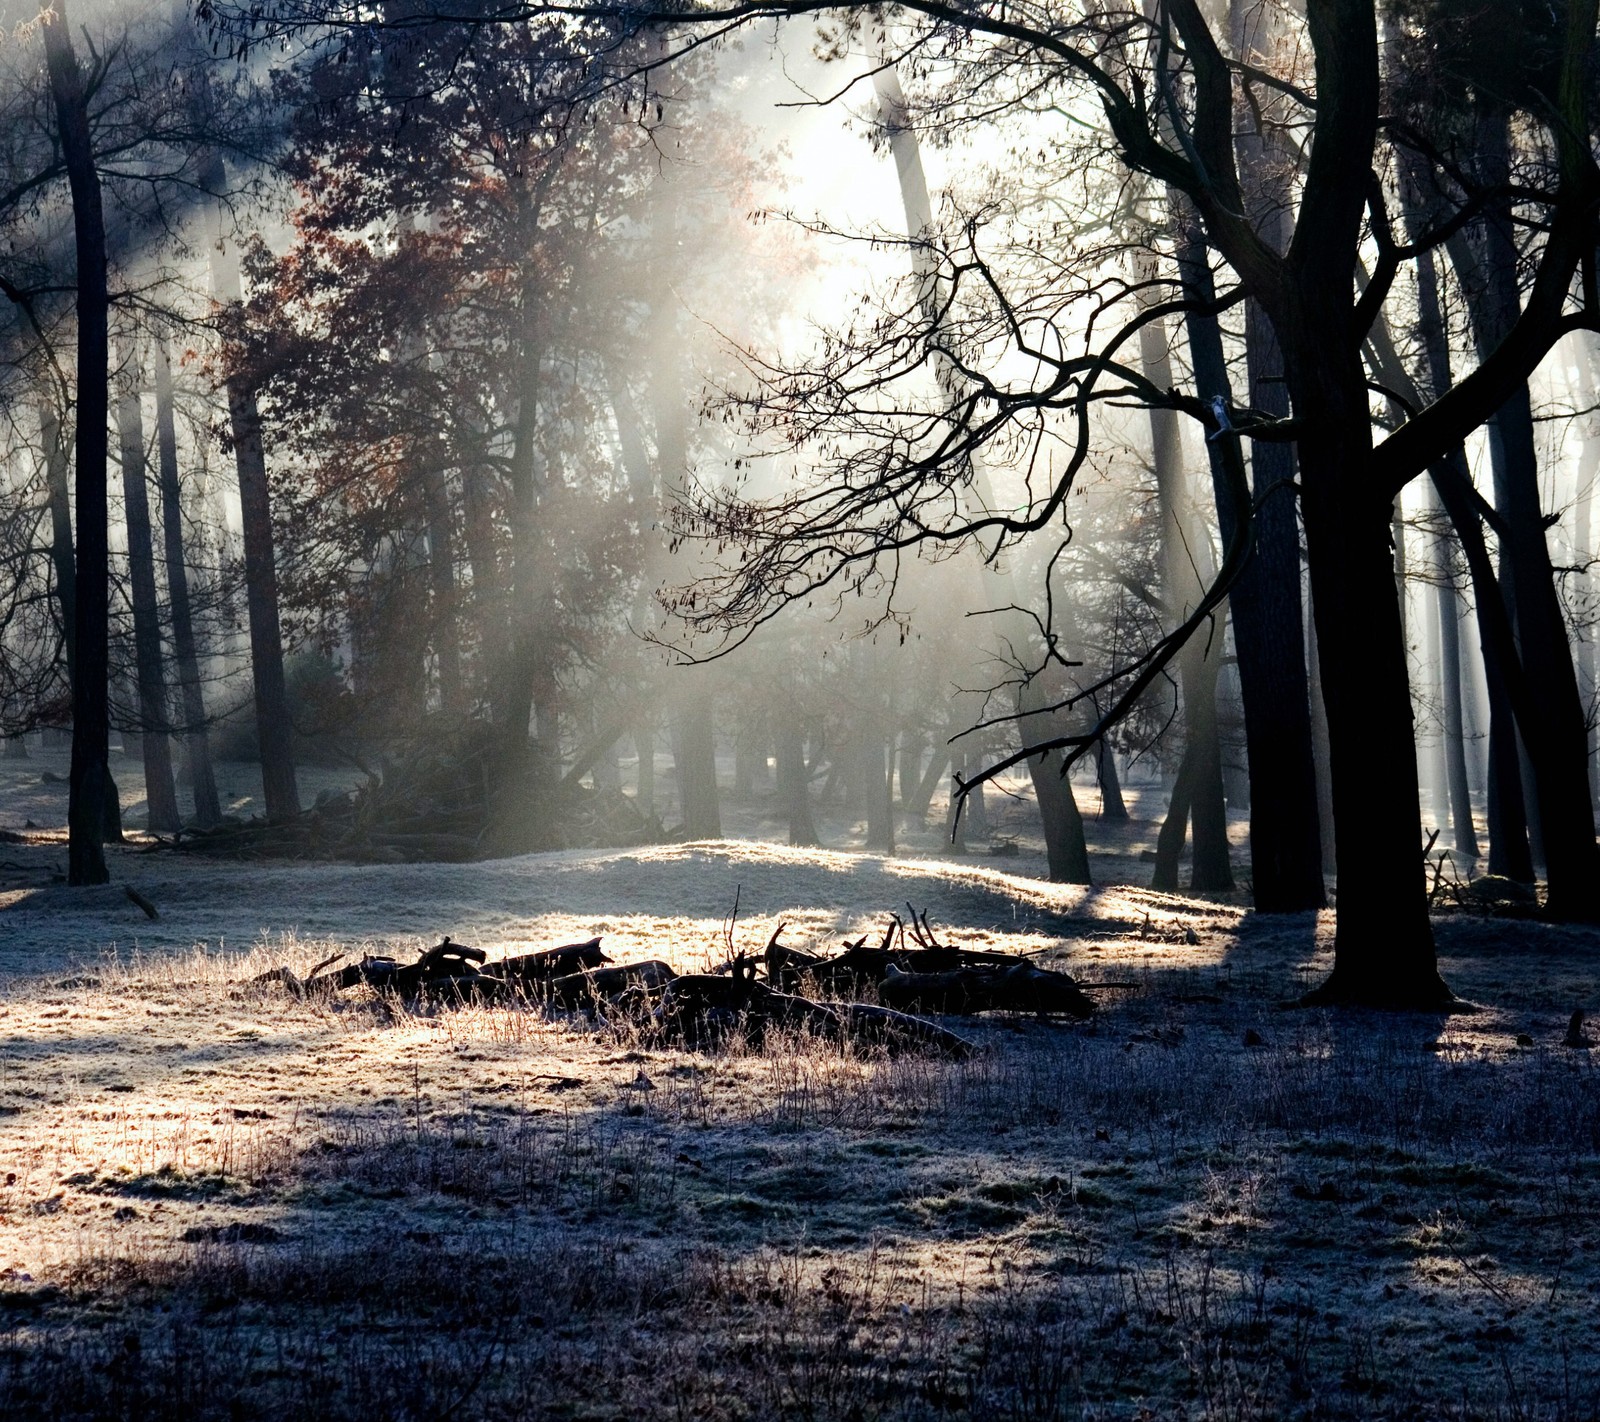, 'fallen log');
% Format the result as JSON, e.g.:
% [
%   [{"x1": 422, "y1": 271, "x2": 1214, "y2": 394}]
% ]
[
  {"x1": 655, "y1": 969, "x2": 974, "y2": 1059},
  {"x1": 543, "y1": 959, "x2": 677, "y2": 1008}
]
